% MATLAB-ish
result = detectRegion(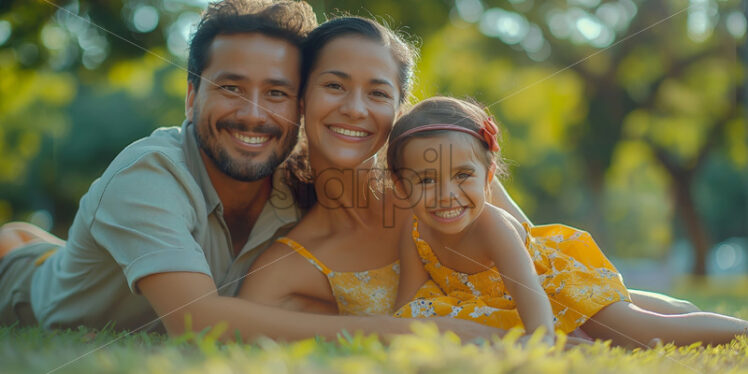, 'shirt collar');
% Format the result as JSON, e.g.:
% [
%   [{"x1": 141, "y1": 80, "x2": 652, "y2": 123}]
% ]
[{"x1": 181, "y1": 120, "x2": 301, "y2": 256}]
